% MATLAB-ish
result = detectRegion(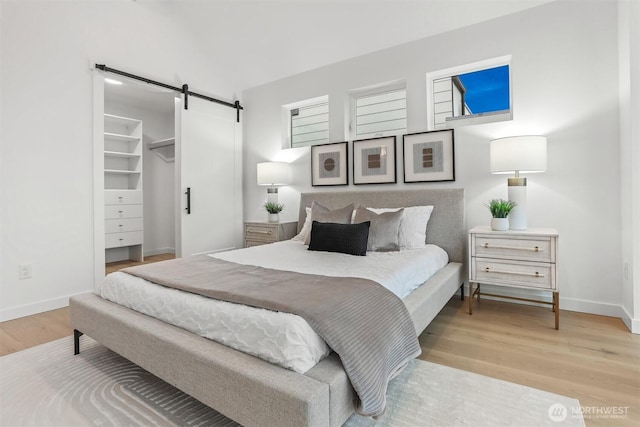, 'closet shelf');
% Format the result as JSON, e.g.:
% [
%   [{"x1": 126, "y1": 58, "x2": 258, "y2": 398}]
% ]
[
  {"x1": 104, "y1": 150, "x2": 139, "y2": 158},
  {"x1": 148, "y1": 137, "x2": 175, "y2": 150},
  {"x1": 105, "y1": 169, "x2": 142, "y2": 175},
  {"x1": 104, "y1": 132, "x2": 141, "y2": 143},
  {"x1": 104, "y1": 113, "x2": 142, "y2": 127},
  {"x1": 148, "y1": 137, "x2": 175, "y2": 162}
]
